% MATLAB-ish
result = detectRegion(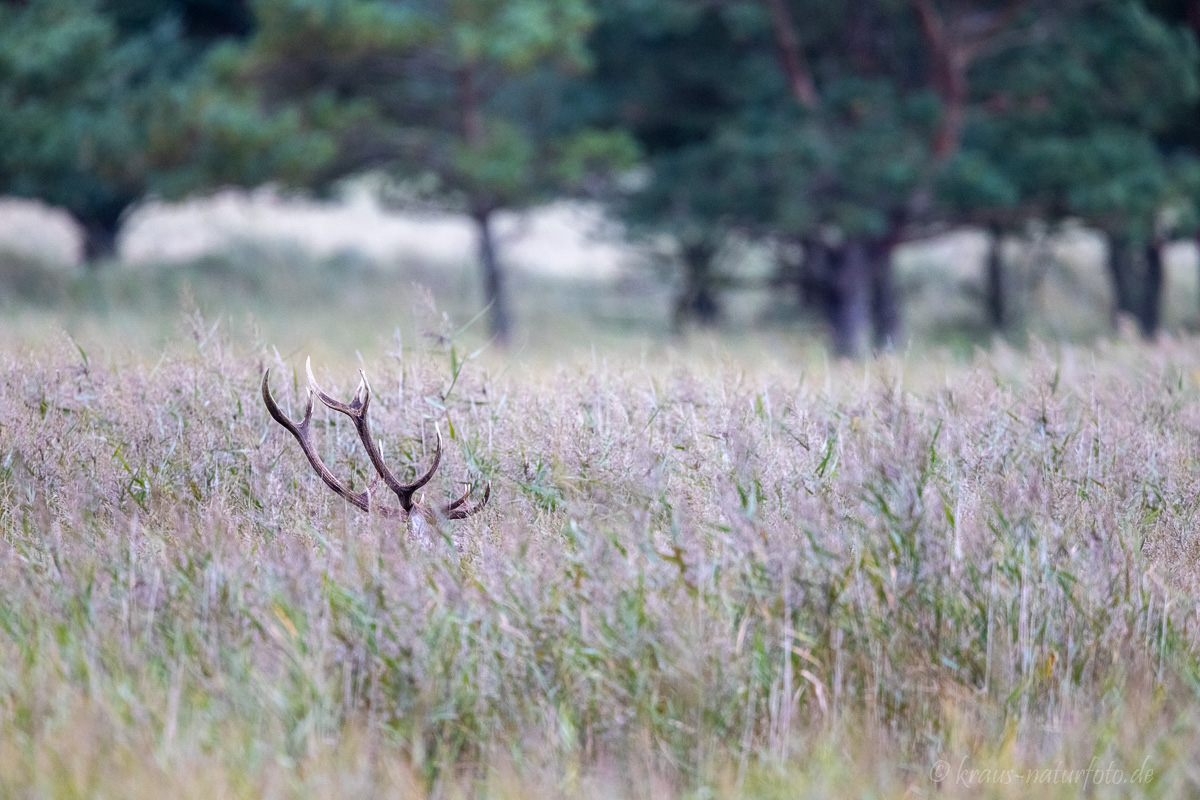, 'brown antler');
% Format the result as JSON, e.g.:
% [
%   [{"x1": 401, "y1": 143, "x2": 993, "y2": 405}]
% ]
[{"x1": 262, "y1": 358, "x2": 490, "y2": 522}]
